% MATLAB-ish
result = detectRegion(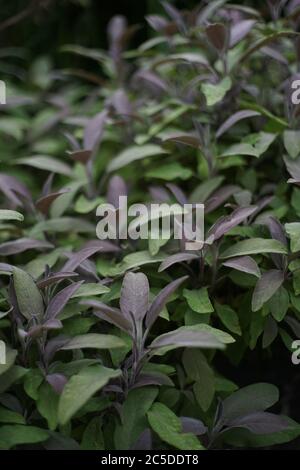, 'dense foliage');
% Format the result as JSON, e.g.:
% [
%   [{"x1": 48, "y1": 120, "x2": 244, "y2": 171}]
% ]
[{"x1": 1, "y1": 0, "x2": 300, "y2": 450}]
